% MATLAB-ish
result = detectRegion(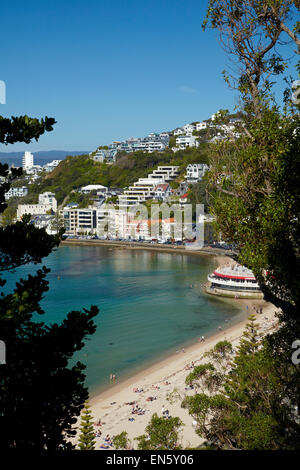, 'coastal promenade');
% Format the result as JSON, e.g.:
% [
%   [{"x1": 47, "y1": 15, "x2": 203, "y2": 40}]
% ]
[{"x1": 61, "y1": 238, "x2": 234, "y2": 259}]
